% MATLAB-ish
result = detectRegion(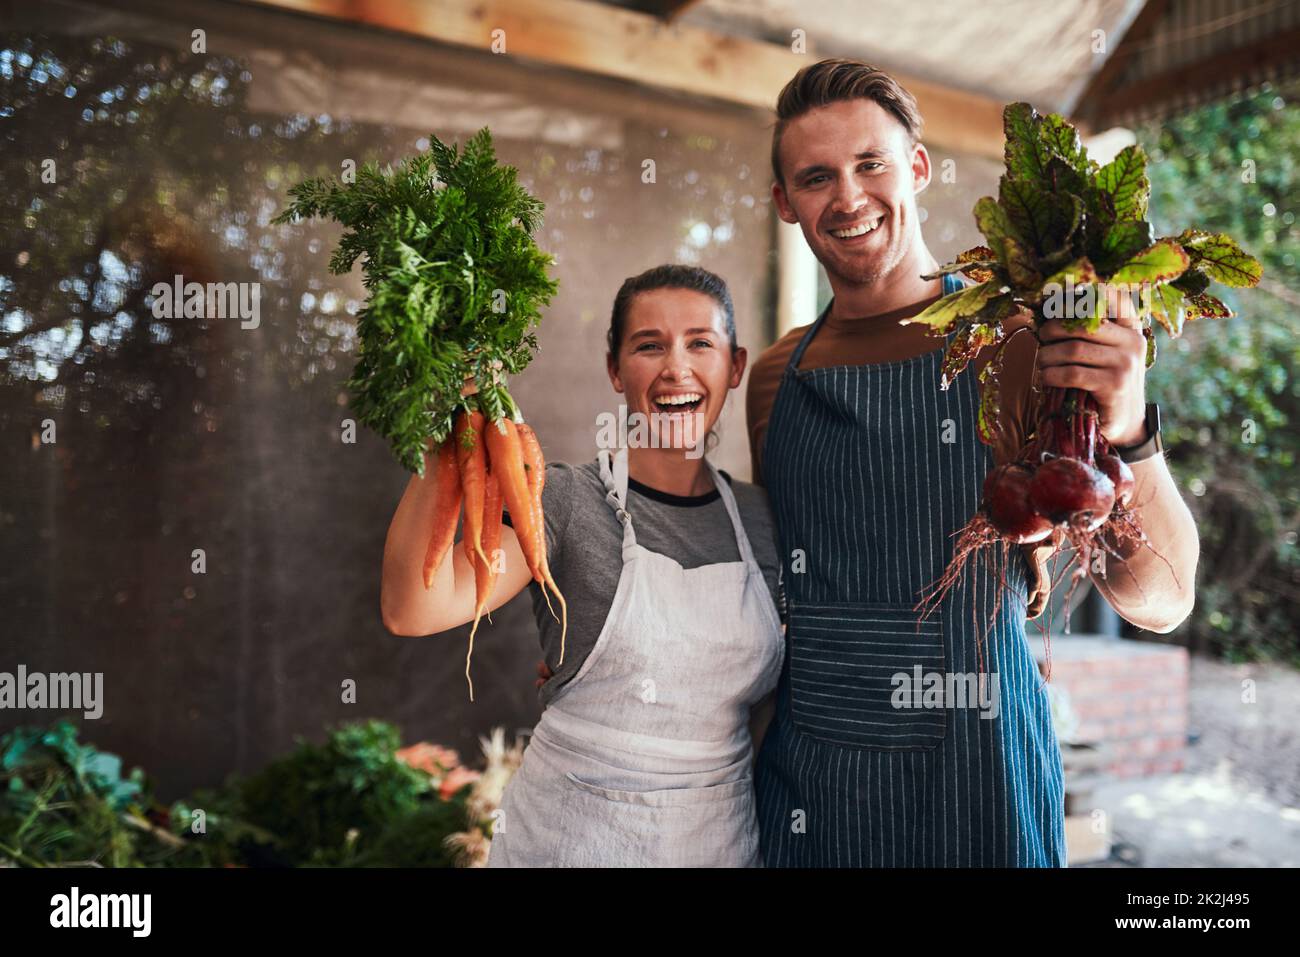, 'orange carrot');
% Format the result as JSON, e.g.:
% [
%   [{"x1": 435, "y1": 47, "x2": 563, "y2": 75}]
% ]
[
  {"x1": 514, "y1": 424, "x2": 556, "y2": 632},
  {"x1": 517, "y1": 423, "x2": 568, "y2": 665},
  {"x1": 455, "y1": 409, "x2": 489, "y2": 568},
  {"x1": 479, "y1": 468, "x2": 505, "y2": 629},
  {"x1": 464, "y1": 467, "x2": 504, "y2": 702},
  {"x1": 422, "y1": 439, "x2": 463, "y2": 589},
  {"x1": 484, "y1": 417, "x2": 543, "y2": 576}
]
